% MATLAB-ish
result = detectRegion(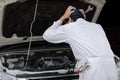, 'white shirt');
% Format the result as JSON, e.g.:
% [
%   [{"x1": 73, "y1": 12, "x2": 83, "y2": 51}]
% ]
[{"x1": 43, "y1": 18, "x2": 114, "y2": 60}]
